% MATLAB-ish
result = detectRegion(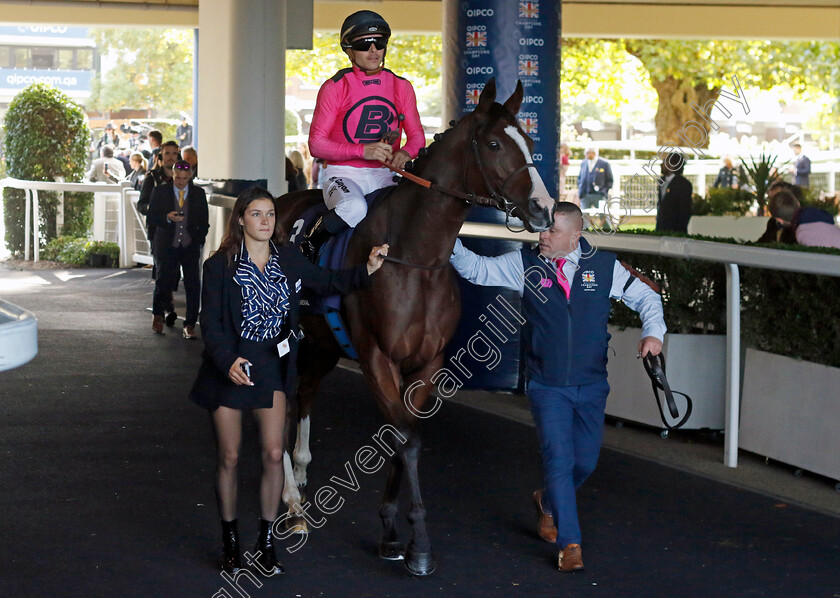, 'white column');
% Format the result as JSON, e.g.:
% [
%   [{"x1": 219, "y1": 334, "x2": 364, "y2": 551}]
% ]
[{"x1": 198, "y1": 0, "x2": 287, "y2": 195}]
